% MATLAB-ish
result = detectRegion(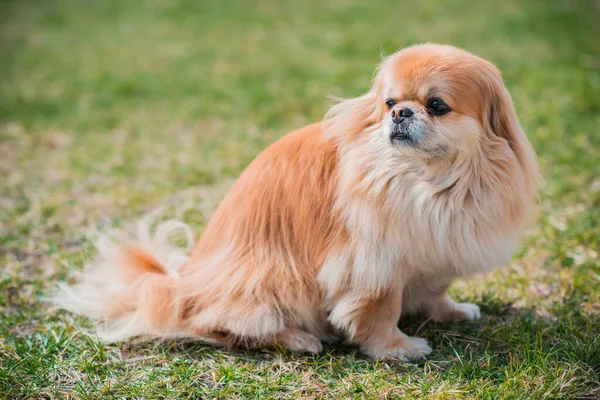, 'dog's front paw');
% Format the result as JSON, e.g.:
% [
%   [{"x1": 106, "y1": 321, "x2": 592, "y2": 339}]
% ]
[
  {"x1": 428, "y1": 297, "x2": 482, "y2": 322},
  {"x1": 364, "y1": 334, "x2": 432, "y2": 361},
  {"x1": 452, "y1": 302, "x2": 481, "y2": 320}
]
